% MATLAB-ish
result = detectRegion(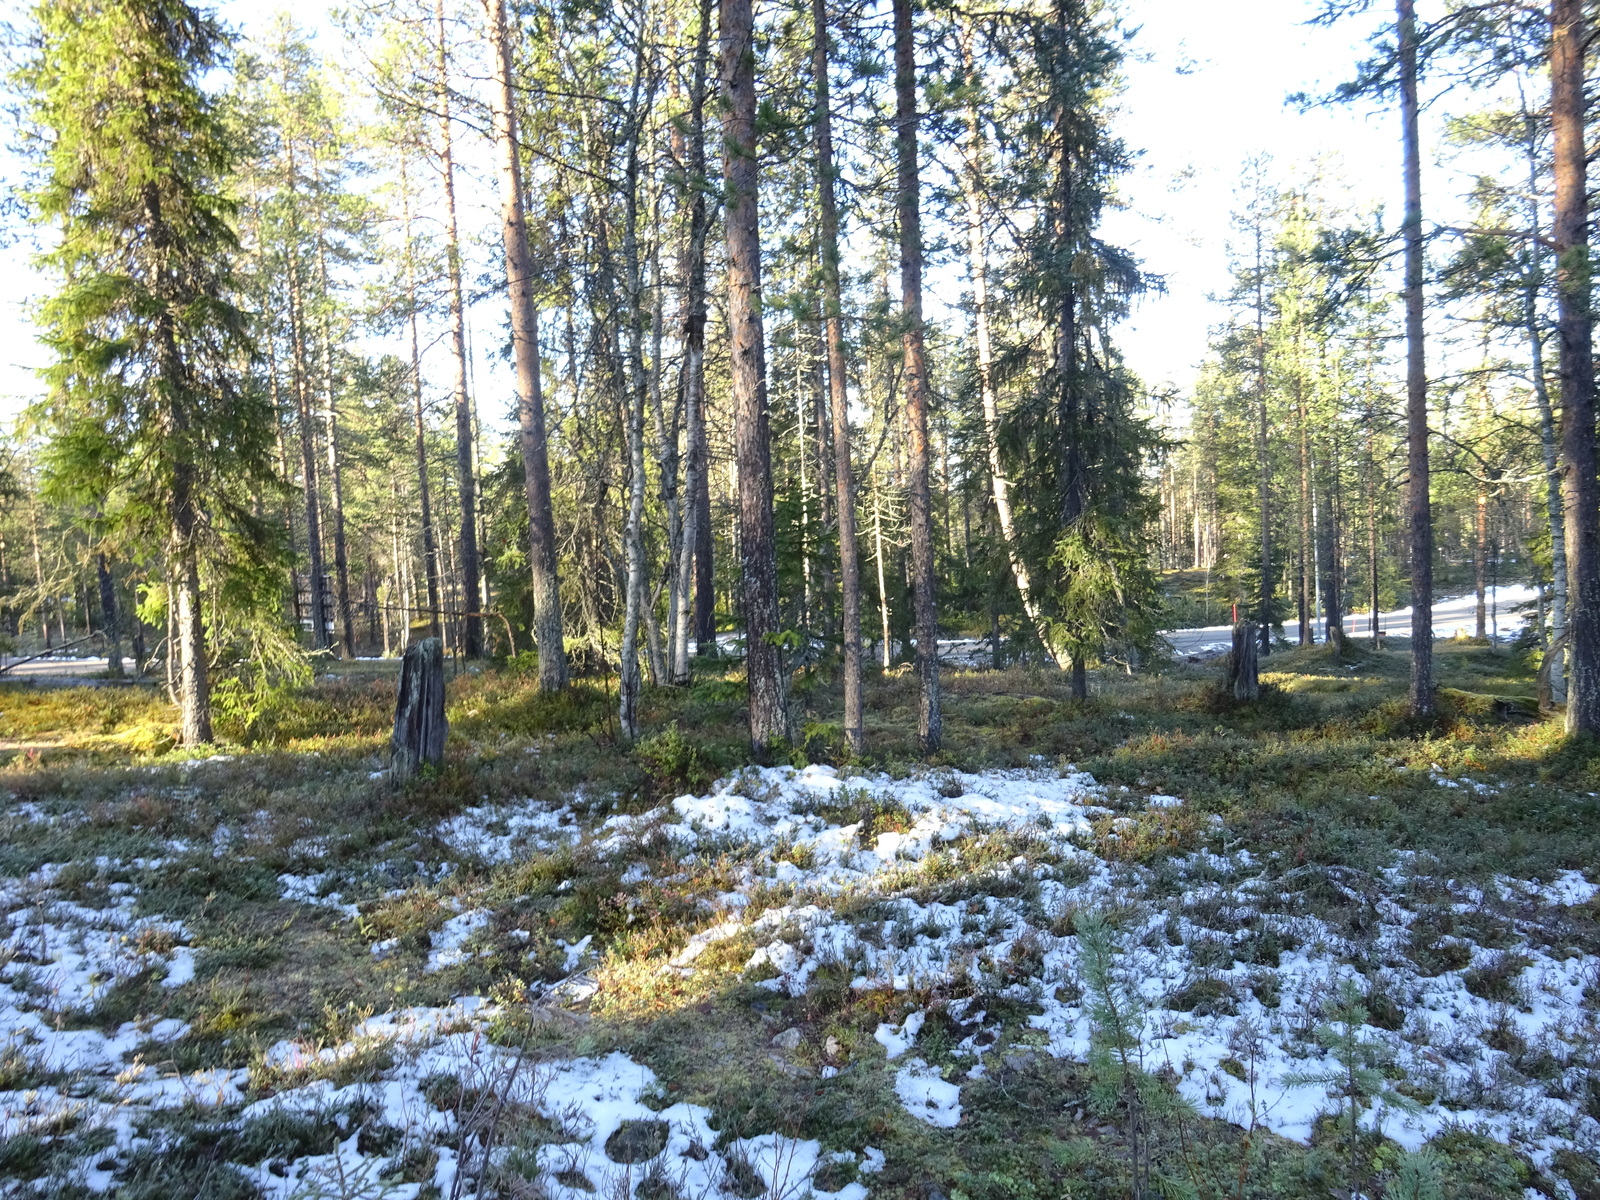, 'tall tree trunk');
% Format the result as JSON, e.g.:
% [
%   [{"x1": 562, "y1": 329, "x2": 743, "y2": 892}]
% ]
[
  {"x1": 435, "y1": 0, "x2": 483, "y2": 658},
  {"x1": 285, "y1": 236, "x2": 329, "y2": 651},
  {"x1": 813, "y1": 0, "x2": 863, "y2": 752},
  {"x1": 315, "y1": 224, "x2": 355, "y2": 657},
  {"x1": 401, "y1": 159, "x2": 442, "y2": 642},
  {"x1": 1321, "y1": 428, "x2": 1347, "y2": 652},
  {"x1": 672, "y1": 0, "x2": 713, "y2": 685},
  {"x1": 893, "y1": 0, "x2": 940, "y2": 750},
  {"x1": 28, "y1": 481, "x2": 48, "y2": 648},
  {"x1": 274, "y1": 392, "x2": 302, "y2": 630},
  {"x1": 1475, "y1": 484, "x2": 1489, "y2": 639},
  {"x1": 1398, "y1": 0, "x2": 1434, "y2": 715},
  {"x1": 1297, "y1": 362, "x2": 1312, "y2": 646},
  {"x1": 1525, "y1": 119, "x2": 1567, "y2": 701},
  {"x1": 961, "y1": 20, "x2": 1061, "y2": 671},
  {"x1": 1552, "y1": 0, "x2": 1599, "y2": 733},
  {"x1": 874, "y1": 473, "x2": 892, "y2": 668},
  {"x1": 617, "y1": 31, "x2": 654, "y2": 739},
  {"x1": 1367, "y1": 414, "x2": 1381, "y2": 645},
  {"x1": 691, "y1": 6, "x2": 718, "y2": 661},
  {"x1": 646, "y1": 146, "x2": 672, "y2": 689},
  {"x1": 96, "y1": 553, "x2": 122, "y2": 678},
  {"x1": 692, "y1": 423, "x2": 716, "y2": 654},
  {"x1": 488, "y1": 0, "x2": 567, "y2": 689},
  {"x1": 1254, "y1": 219, "x2": 1273, "y2": 655},
  {"x1": 721, "y1": 0, "x2": 790, "y2": 751},
  {"x1": 171, "y1": 464, "x2": 211, "y2": 745}
]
